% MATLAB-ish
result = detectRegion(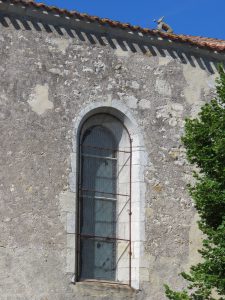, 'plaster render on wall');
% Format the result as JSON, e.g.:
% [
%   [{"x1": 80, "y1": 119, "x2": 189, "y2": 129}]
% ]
[{"x1": 0, "y1": 3, "x2": 224, "y2": 299}]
